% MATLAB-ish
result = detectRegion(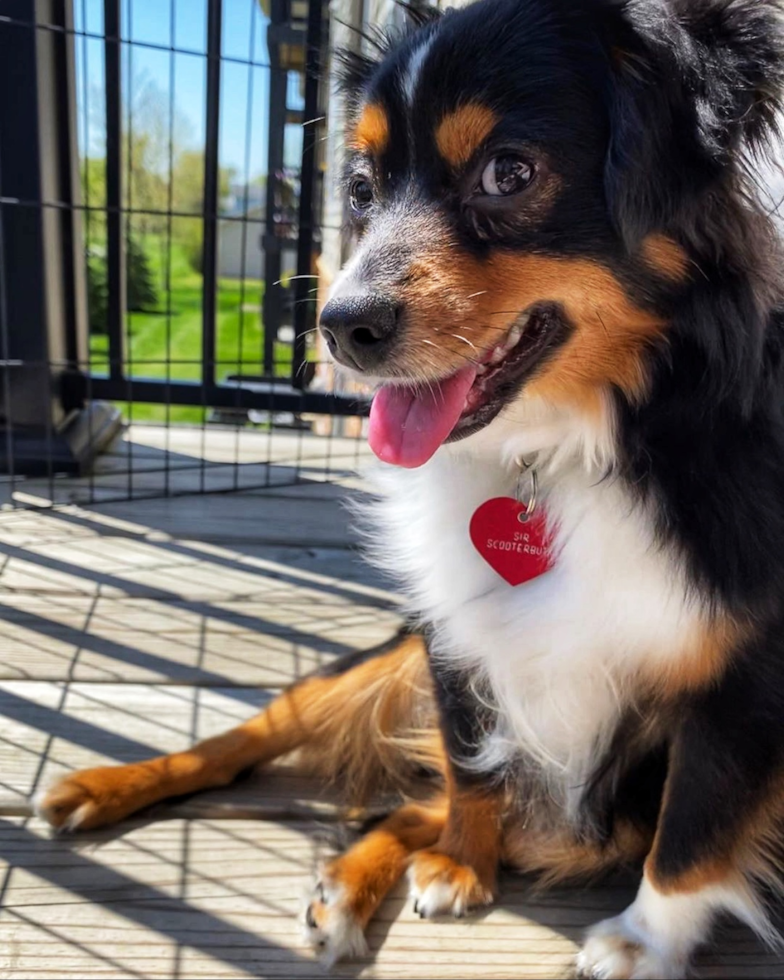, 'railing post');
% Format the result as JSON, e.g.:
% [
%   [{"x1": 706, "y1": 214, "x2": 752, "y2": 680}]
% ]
[
  {"x1": 262, "y1": 0, "x2": 288, "y2": 378},
  {"x1": 291, "y1": 0, "x2": 326, "y2": 390},
  {"x1": 103, "y1": 0, "x2": 125, "y2": 384},
  {"x1": 0, "y1": 0, "x2": 120, "y2": 476},
  {"x1": 201, "y1": 0, "x2": 223, "y2": 389}
]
